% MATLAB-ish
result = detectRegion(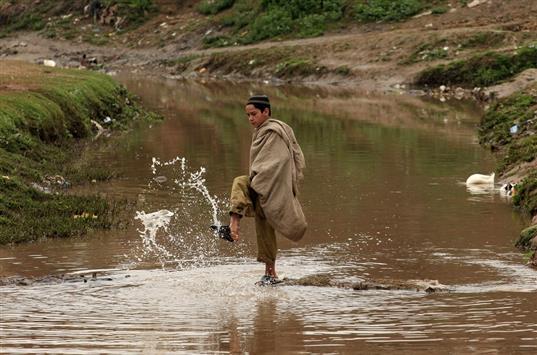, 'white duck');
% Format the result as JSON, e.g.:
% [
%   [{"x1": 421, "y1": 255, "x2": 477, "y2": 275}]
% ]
[{"x1": 465, "y1": 172, "x2": 495, "y2": 185}]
